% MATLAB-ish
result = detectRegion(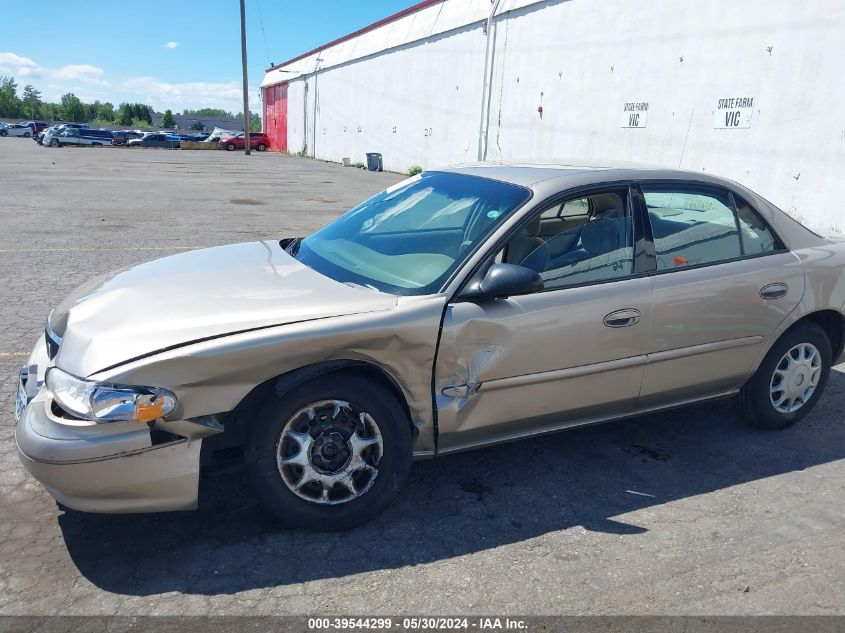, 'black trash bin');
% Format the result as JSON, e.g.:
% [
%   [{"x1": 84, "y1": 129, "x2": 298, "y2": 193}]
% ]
[{"x1": 366, "y1": 152, "x2": 383, "y2": 172}]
